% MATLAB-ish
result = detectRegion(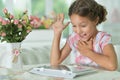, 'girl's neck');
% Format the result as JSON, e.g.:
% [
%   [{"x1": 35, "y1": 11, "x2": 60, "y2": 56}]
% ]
[{"x1": 92, "y1": 30, "x2": 98, "y2": 41}]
